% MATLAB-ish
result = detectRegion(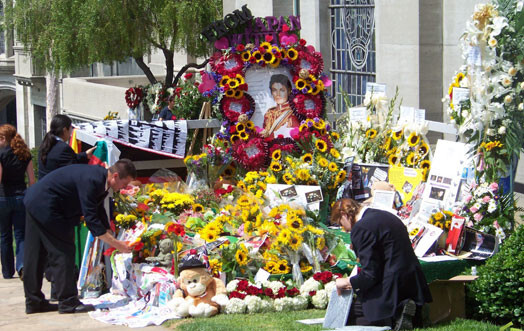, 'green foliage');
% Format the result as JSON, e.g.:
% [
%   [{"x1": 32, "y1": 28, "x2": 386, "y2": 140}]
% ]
[
  {"x1": 468, "y1": 224, "x2": 524, "y2": 327},
  {"x1": 5, "y1": 0, "x2": 221, "y2": 85}
]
